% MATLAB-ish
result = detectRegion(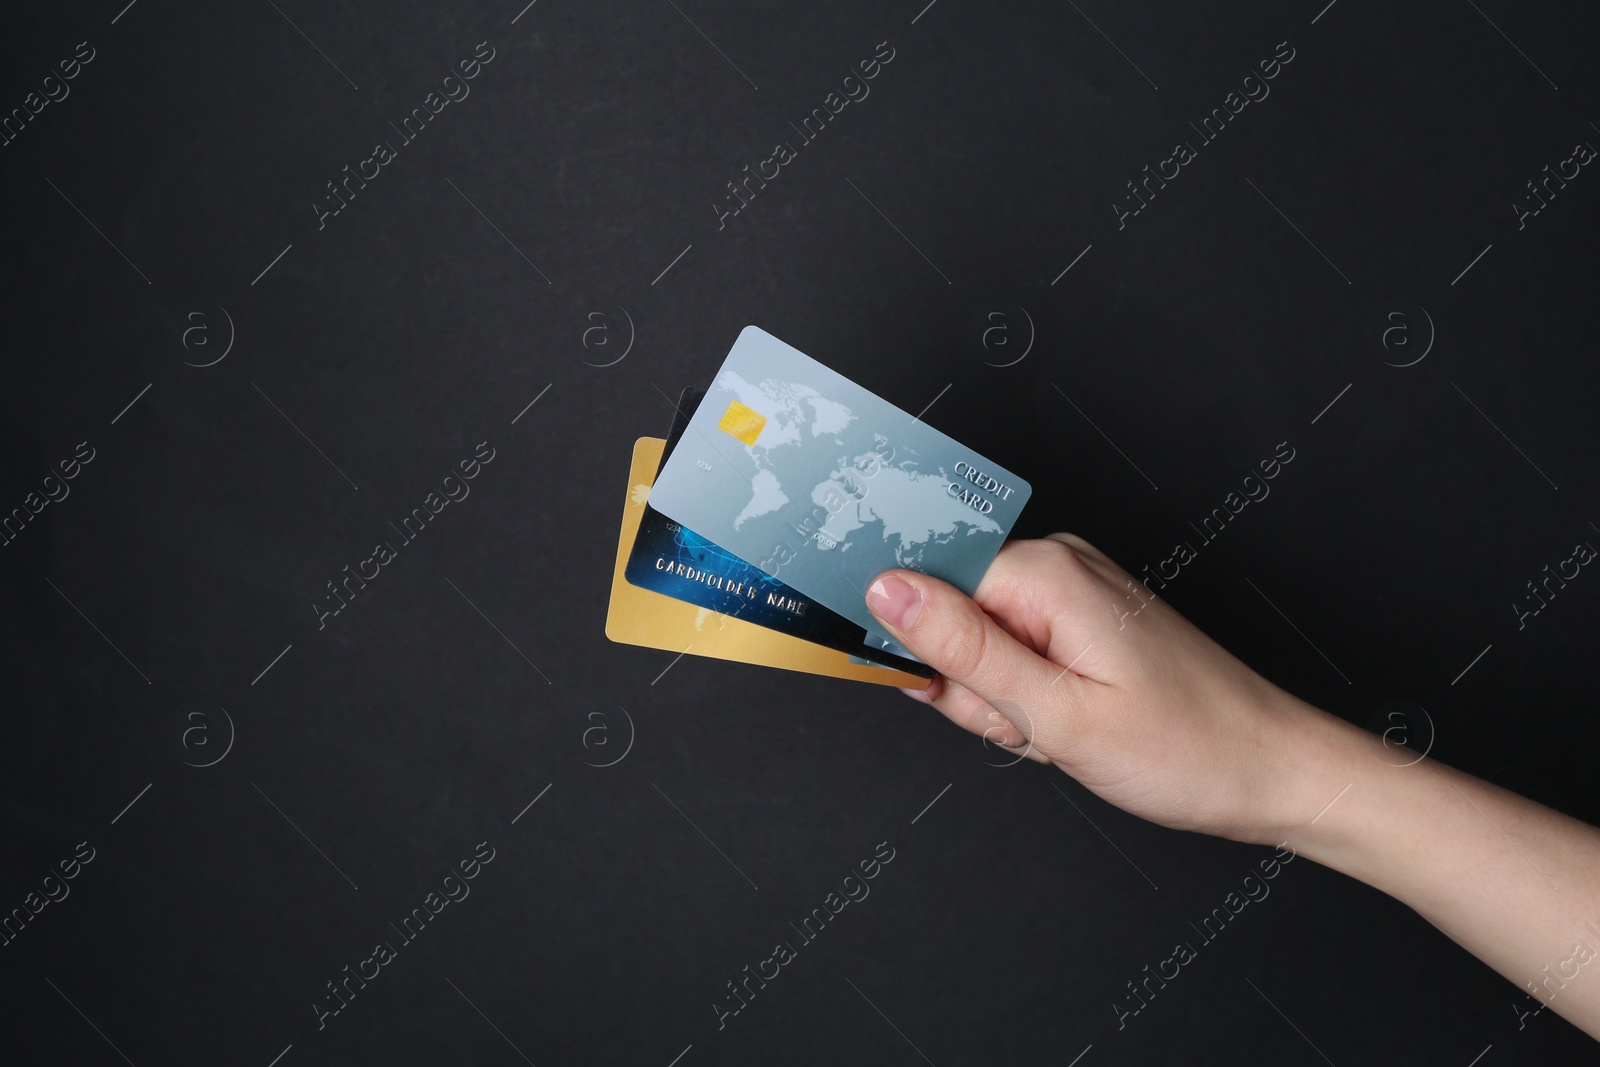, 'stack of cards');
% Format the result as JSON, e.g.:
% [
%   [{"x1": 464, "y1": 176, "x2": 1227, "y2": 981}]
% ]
[{"x1": 605, "y1": 326, "x2": 1032, "y2": 689}]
